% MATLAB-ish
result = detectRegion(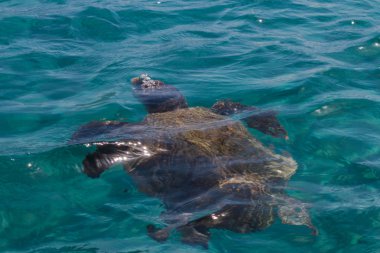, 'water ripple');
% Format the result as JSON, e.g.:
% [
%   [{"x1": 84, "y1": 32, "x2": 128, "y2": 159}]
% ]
[{"x1": 1, "y1": 0, "x2": 380, "y2": 252}]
